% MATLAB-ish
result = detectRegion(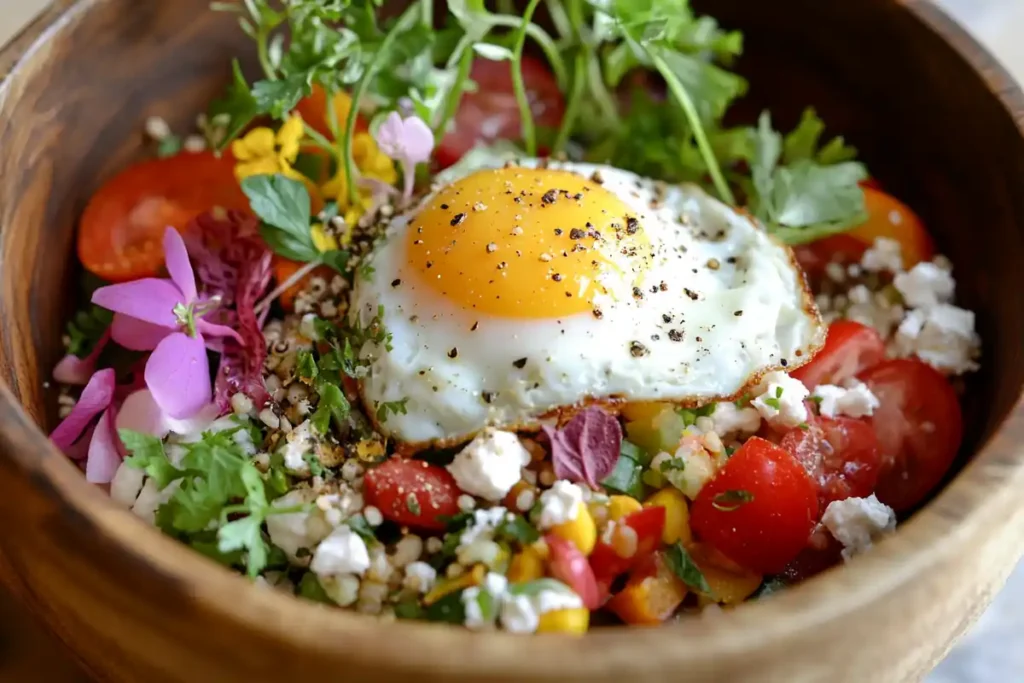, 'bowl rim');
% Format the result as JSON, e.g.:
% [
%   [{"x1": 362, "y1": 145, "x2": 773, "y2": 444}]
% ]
[{"x1": 2, "y1": 0, "x2": 1024, "y2": 677}]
